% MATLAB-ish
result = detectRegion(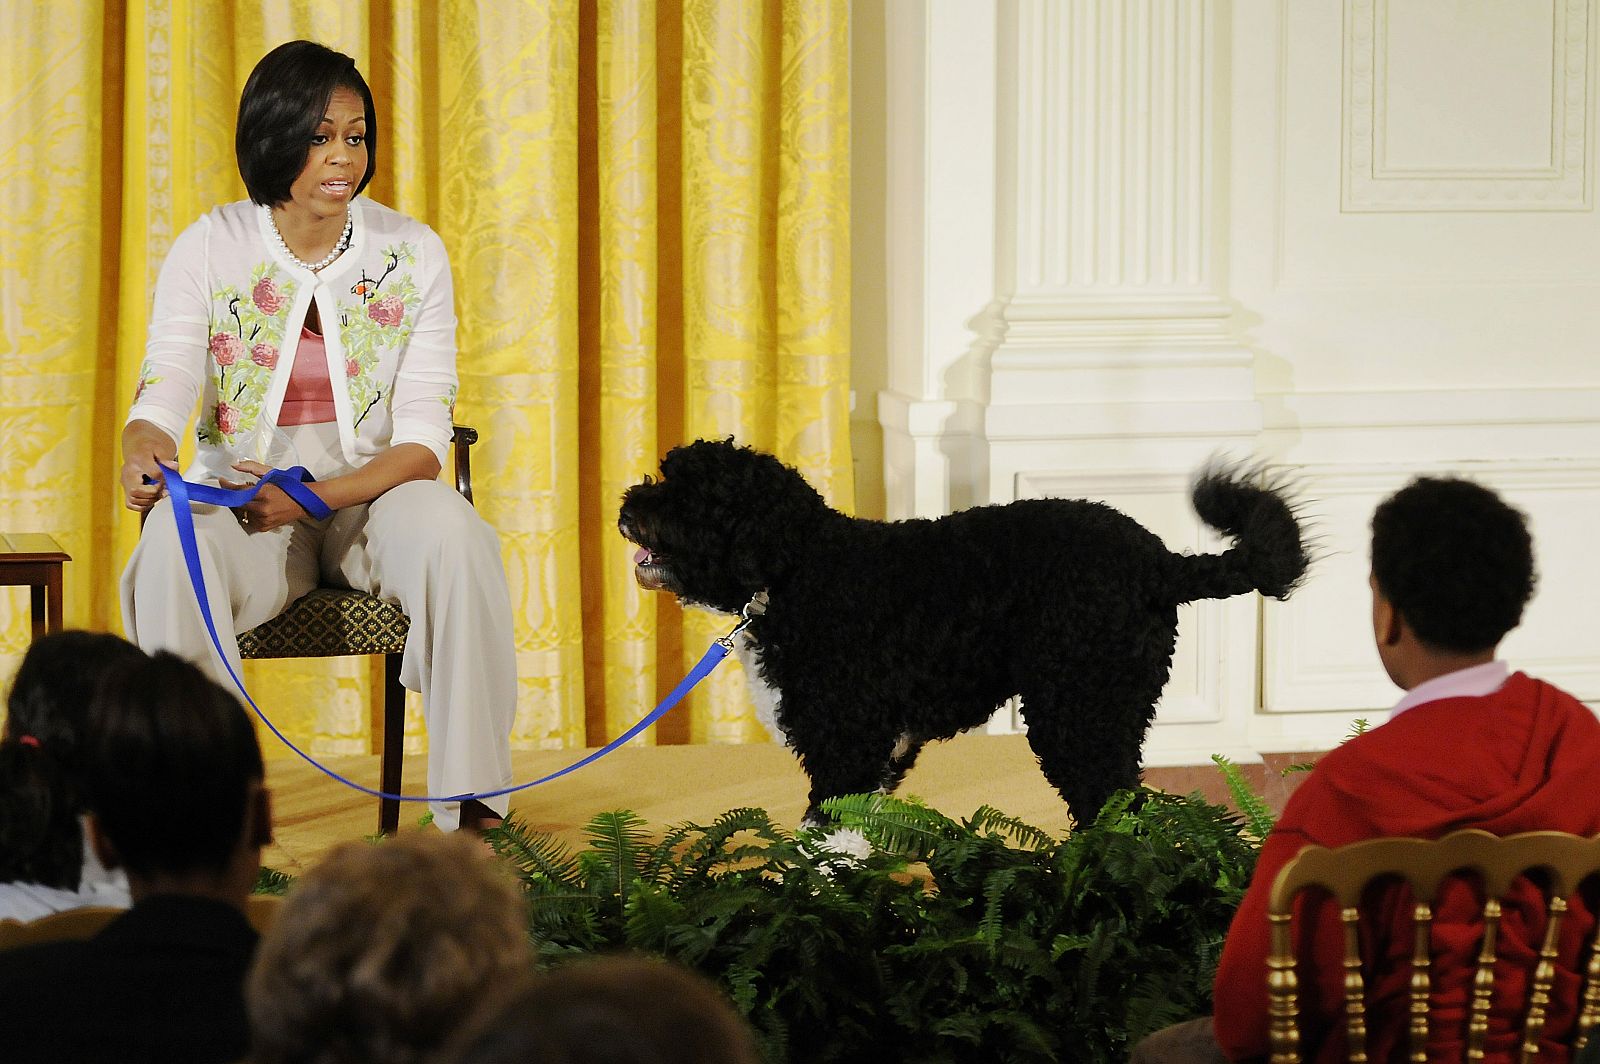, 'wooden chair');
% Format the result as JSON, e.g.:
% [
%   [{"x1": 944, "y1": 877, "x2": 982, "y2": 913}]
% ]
[
  {"x1": 1266, "y1": 829, "x2": 1600, "y2": 1063},
  {"x1": 0, "y1": 894, "x2": 283, "y2": 950},
  {"x1": 0, "y1": 905, "x2": 121, "y2": 950},
  {"x1": 144, "y1": 425, "x2": 478, "y2": 836},
  {"x1": 234, "y1": 425, "x2": 478, "y2": 836}
]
